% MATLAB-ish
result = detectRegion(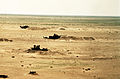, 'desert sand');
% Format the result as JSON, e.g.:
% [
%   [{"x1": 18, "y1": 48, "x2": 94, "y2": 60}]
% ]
[{"x1": 0, "y1": 14, "x2": 120, "y2": 79}]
